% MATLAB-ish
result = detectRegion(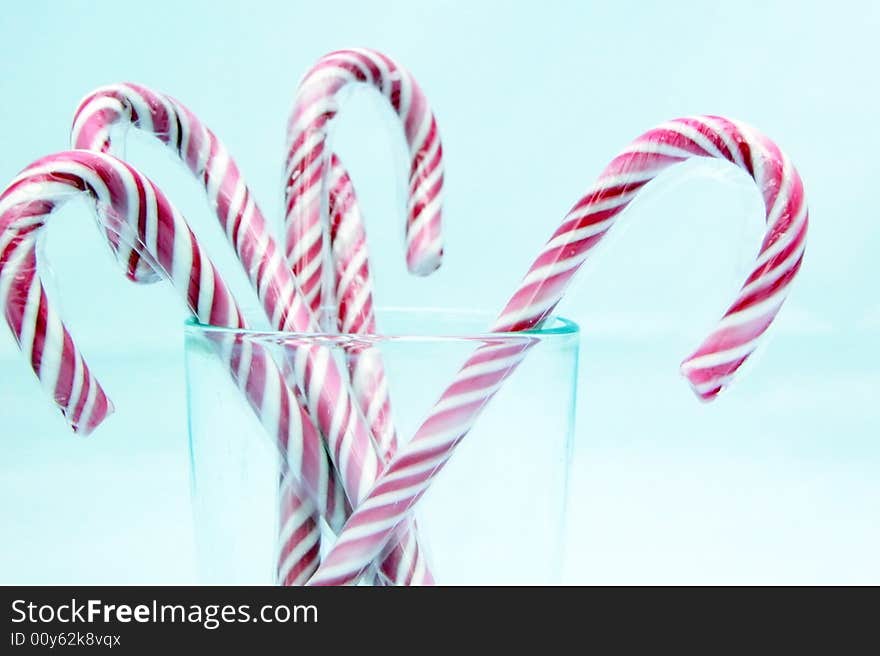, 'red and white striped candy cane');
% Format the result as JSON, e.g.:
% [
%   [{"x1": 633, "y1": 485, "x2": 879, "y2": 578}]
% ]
[
  {"x1": 320, "y1": 156, "x2": 434, "y2": 585},
  {"x1": 325, "y1": 155, "x2": 398, "y2": 459},
  {"x1": 308, "y1": 116, "x2": 809, "y2": 585},
  {"x1": 285, "y1": 47, "x2": 444, "y2": 306},
  {"x1": 286, "y1": 49, "x2": 445, "y2": 584},
  {"x1": 73, "y1": 83, "x2": 433, "y2": 584},
  {"x1": 72, "y1": 83, "x2": 316, "y2": 343},
  {"x1": 0, "y1": 151, "x2": 343, "y2": 584},
  {"x1": 71, "y1": 83, "x2": 336, "y2": 585}
]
